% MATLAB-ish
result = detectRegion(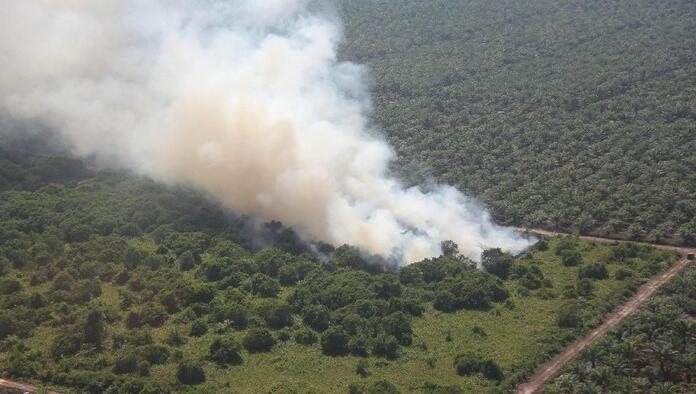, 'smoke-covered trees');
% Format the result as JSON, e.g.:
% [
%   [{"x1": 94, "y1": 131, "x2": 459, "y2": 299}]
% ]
[{"x1": 481, "y1": 248, "x2": 513, "y2": 279}]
